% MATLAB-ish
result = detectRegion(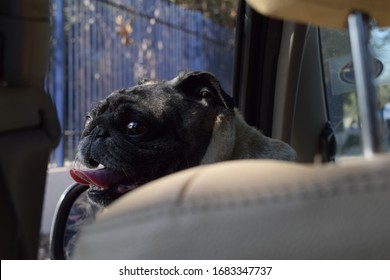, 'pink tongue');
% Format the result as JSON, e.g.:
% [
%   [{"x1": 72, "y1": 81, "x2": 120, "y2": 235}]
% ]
[{"x1": 70, "y1": 168, "x2": 128, "y2": 188}]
